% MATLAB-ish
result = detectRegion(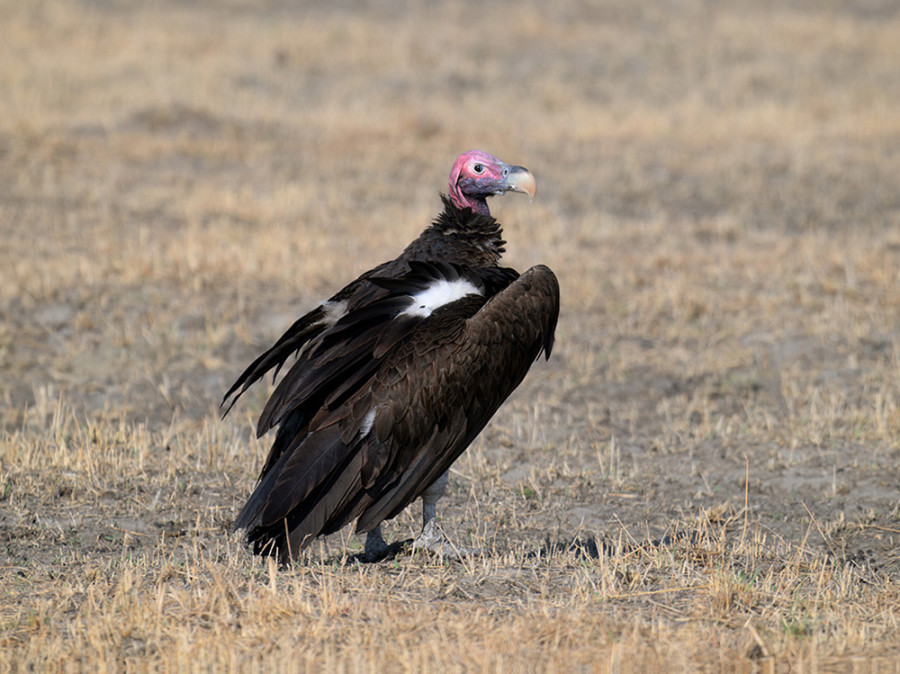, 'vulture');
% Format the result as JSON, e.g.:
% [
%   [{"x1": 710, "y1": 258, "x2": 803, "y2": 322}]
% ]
[{"x1": 223, "y1": 150, "x2": 560, "y2": 562}]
